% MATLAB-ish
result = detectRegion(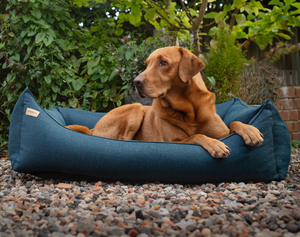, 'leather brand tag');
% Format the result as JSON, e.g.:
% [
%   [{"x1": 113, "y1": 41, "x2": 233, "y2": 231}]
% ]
[{"x1": 25, "y1": 108, "x2": 40, "y2": 117}]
